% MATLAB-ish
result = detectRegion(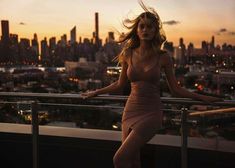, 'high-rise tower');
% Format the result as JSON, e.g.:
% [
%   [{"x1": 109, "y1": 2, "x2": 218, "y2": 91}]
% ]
[
  {"x1": 95, "y1": 12, "x2": 100, "y2": 48},
  {"x1": 210, "y1": 36, "x2": 215, "y2": 49},
  {"x1": 1, "y1": 20, "x2": 10, "y2": 63},
  {"x1": 70, "y1": 26, "x2": 76, "y2": 44},
  {"x1": 1, "y1": 20, "x2": 9, "y2": 43}
]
